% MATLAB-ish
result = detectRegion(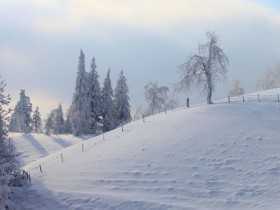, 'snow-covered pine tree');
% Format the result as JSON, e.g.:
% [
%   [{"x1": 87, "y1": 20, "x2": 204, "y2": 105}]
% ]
[
  {"x1": 32, "y1": 106, "x2": 42, "y2": 133},
  {"x1": 9, "y1": 90, "x2": 33, "y2": 133},
  {"x1": 101, "y1": 69, "x2": 116, "y2": 132},
  {"x1": 44, "y1": 110, "x2": 55, "y2": 135},
  {"x1": 87, "y1": 57, "x2": 102, "y2": 132},
  {"x1": 53, "y1": 104, "x2": 65, "y2": 134},
  {"x1": 64, "y1": 109, "x2": 72, "y2": 134},
  {"x1": 69, "y1": 50, "x2": 93, "y2": 136},
  {"x1": 44, "y1": 104, "x2": 66, "y2": 135},
  {"x1": 0, "y1": 77, "x2": 24, "y2": 209},
  {"x1": 114, "y1": 70, "x2": 131, "y2": 126}
]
